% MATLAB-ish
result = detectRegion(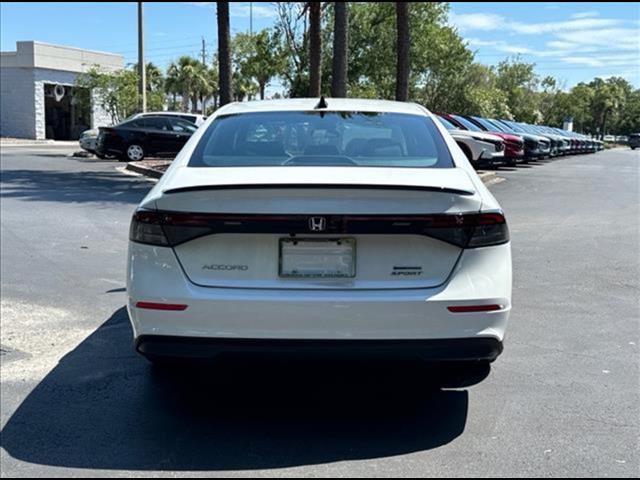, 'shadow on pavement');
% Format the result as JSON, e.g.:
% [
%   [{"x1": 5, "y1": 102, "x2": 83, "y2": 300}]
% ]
[
  {"x1": 0, "y1": 169, "x2": 150, "y2": 205},
  {"x1": 1, "y1": 307, "x2": 473, "y2": 471}
]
